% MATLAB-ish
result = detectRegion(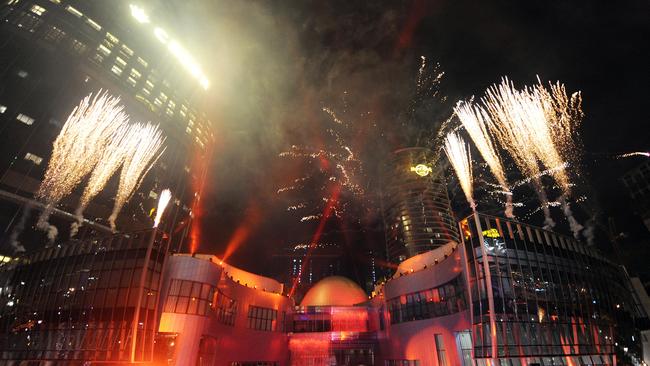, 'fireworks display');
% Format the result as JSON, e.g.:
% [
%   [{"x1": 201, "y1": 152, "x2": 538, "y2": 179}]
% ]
[
  {"x1": 278, "y1": 104, "x2": 365, "y2": 224},
  {"x1": 71, "y1": 124, "x2": 132, "y2": 235},
  {"x1": 458, "y1": 77, "x2": 585, "y2": 233},
  {"x1": 36, "y1": 91, "x2": 129, "y2": 233},
  {"x1": 153, "y1": 189, "x2": 172, "y2": 228},
  {"x1": 108, "y1": 123, "x2": 166, "y2": 231},
  {"x1": 454, "y1": 100, "x2": 513, "y2": 217},
  {"x1": 443, "y1": 132, "x2": 476, "y2": 211},
  {"x1": 34, "y1": 91, "x2": 167, "y2": 236},
  {"x1": 617, "y1": 151, "x2": 650, "y2": 159}
]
